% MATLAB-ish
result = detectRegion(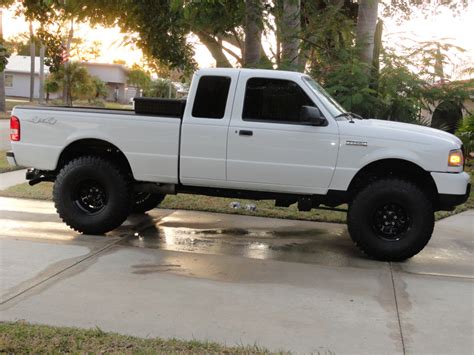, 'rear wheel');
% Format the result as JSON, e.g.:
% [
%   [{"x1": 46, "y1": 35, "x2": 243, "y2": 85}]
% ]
[
  {"x1": 53, "y1": 156, "x2": 131, "y2": 234},
  {"x1": 131, "y1": 192, "x2": 165, "y2": 213},
  {"x1": 347, "y1": 178, "x2": 434, "y2": 261}
]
